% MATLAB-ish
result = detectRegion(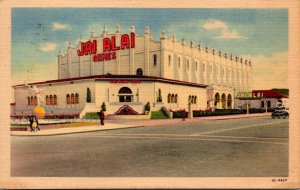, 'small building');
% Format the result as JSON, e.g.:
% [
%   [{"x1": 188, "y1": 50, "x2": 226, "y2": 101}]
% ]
[{"x1": 235, "y1": 90, "x2": 288, "y2": 110}]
